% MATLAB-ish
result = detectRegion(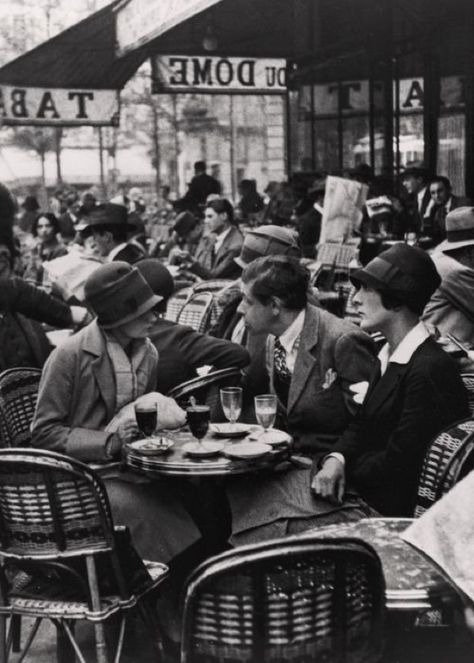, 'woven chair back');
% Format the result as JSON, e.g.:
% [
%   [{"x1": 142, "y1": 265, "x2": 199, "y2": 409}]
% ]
[
  {"x1": 461, "y1": 374, "x2": 474, "y2": 416},
  {"x1": 177, "y1": 291, "x2": 214, "y2": 333},
  {"x1": 414, "y1": 417, "x2": 474, "y2": 517},
  {"x1": 167, "y1": 367, "x2": 242, "y2": 418},
  {"x1": 0, "y1": 449, "x2": 114, "y2": 558},
  {"x1": 164, "y1": 286, "x2": 192, "y2": 322},
  {"x1": 0, "y1": 368, "x2": 42, "y2": 447},
  {"x1": 192, "y1": 280, "x2": 235, "y2": 294},
  {"x1": 182, "y1": 537, "x2": 386, "y2": 663}
]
